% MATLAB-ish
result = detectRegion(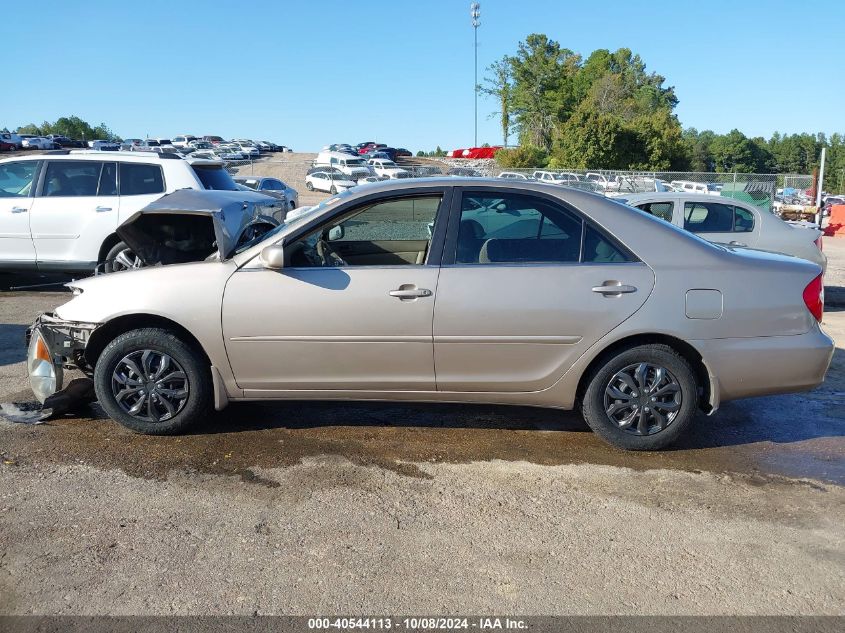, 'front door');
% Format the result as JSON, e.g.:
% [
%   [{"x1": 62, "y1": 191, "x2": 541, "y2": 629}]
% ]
[
  {"x1": 222, "y1": 191, "x2": 449, "y2": 391},
  {"x1": 29, "y1": 160, "x2": 119, "y2": 269},
  {"x1": 433, "y1": 189, "x2": 654, "y2": 392},
  {"x1": 0, "y1": 160, "x2": 38, "y2": 266}
]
